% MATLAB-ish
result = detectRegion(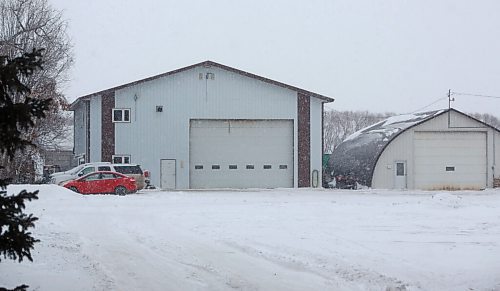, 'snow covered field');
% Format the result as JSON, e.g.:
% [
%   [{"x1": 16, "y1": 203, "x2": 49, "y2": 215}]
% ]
[{"x1": 1, "y1": 185, "x2": 500, "y2": 291}]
